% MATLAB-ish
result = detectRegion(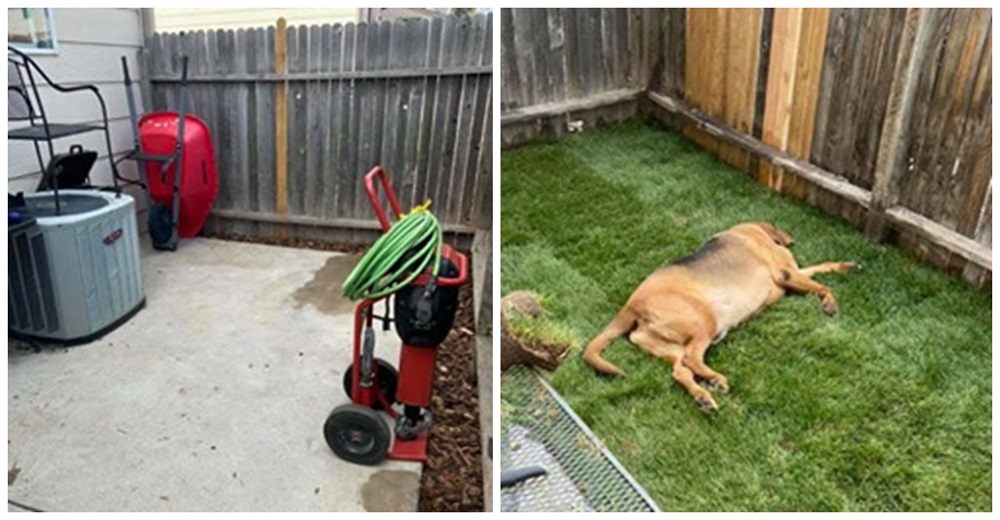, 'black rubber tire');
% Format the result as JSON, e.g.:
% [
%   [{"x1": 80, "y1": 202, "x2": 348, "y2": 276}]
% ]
[
  {"x1": 323, "y1": 403, "x2": 391, "y2": 466},
  {"x1": 342, "y1": 358, "x2": 398, "y2": 410},
  {"x1": 148, "y1": 203, "x2": 173, "y2": 248}
]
